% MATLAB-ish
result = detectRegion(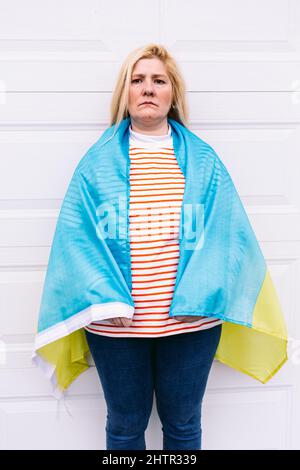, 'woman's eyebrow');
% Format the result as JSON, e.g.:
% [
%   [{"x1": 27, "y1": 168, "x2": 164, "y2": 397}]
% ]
[{"x1": 132, "y1": 73, "x2": 168, "y2": 78}]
